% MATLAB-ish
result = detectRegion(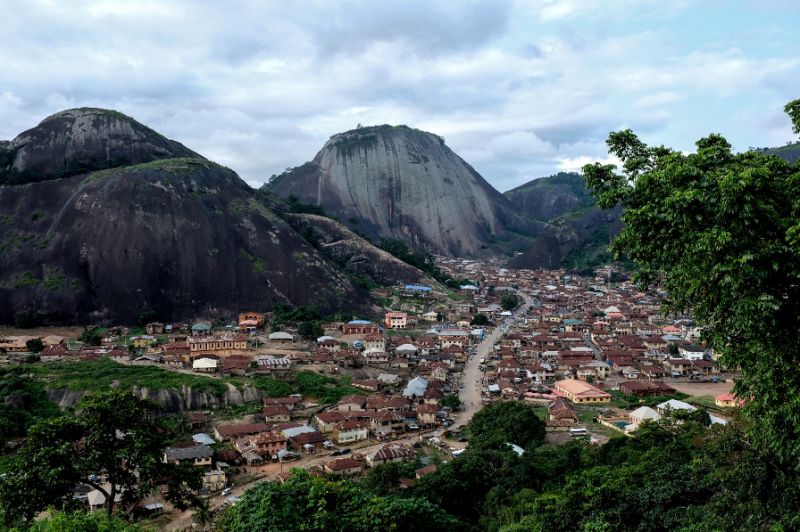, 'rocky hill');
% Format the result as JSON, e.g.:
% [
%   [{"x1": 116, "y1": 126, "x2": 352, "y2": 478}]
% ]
[
  {"x1": 504, "y1": 172, "x2": 595, "y2": 221},
  {"x1": 0, "y1": 109, "x2": 368, "y2": 324},
  {"x1": 282, "y1": 212, "x2": 434, "y2": 287},
  {"x1": 0, "y1": 108, "x2": 199, "y2": 185},
  {"x1": 266, "y1": 125, "x2": 535, "y2": 256}
]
